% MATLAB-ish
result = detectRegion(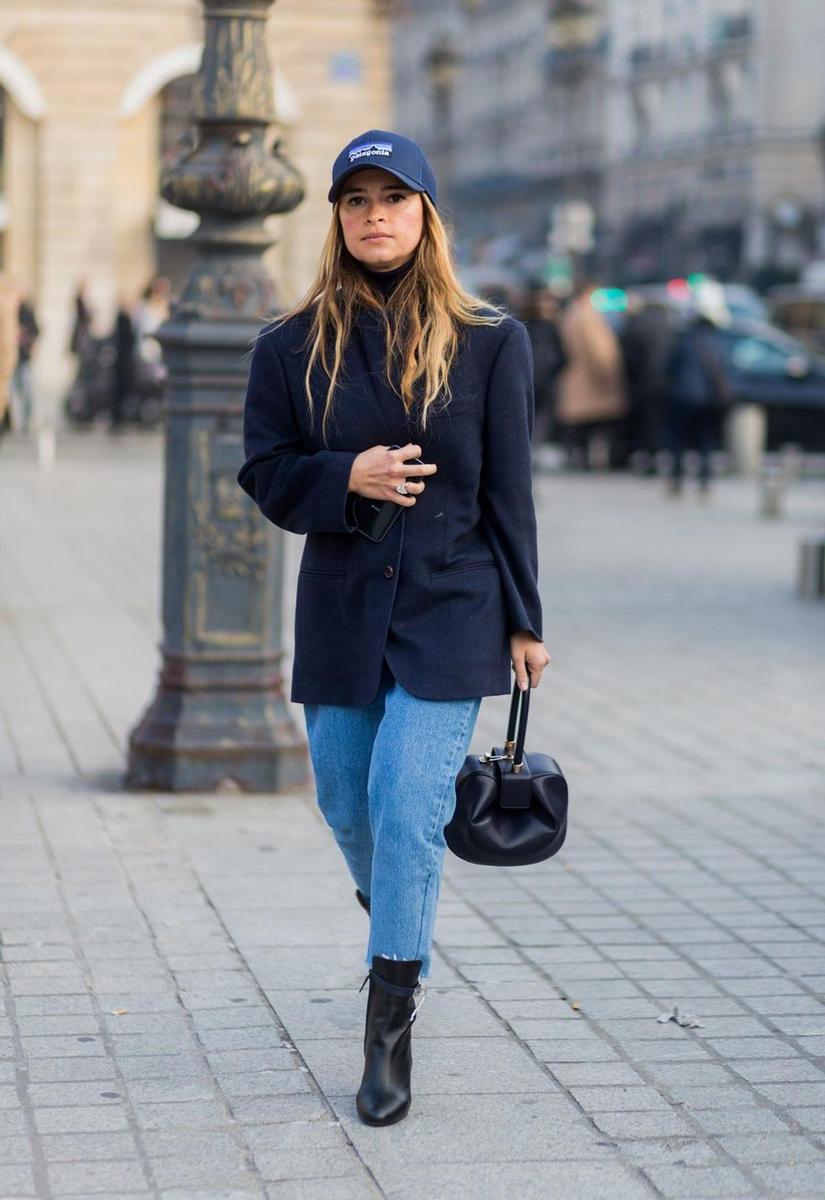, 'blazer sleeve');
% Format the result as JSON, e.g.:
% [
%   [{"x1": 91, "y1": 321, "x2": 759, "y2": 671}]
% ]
[
  {"x1": 480, "y1": 321, "x2": 543, "y2": 641},
  {"x1": 237, "y1": 329, "x2": 359, "y2": 536}
]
